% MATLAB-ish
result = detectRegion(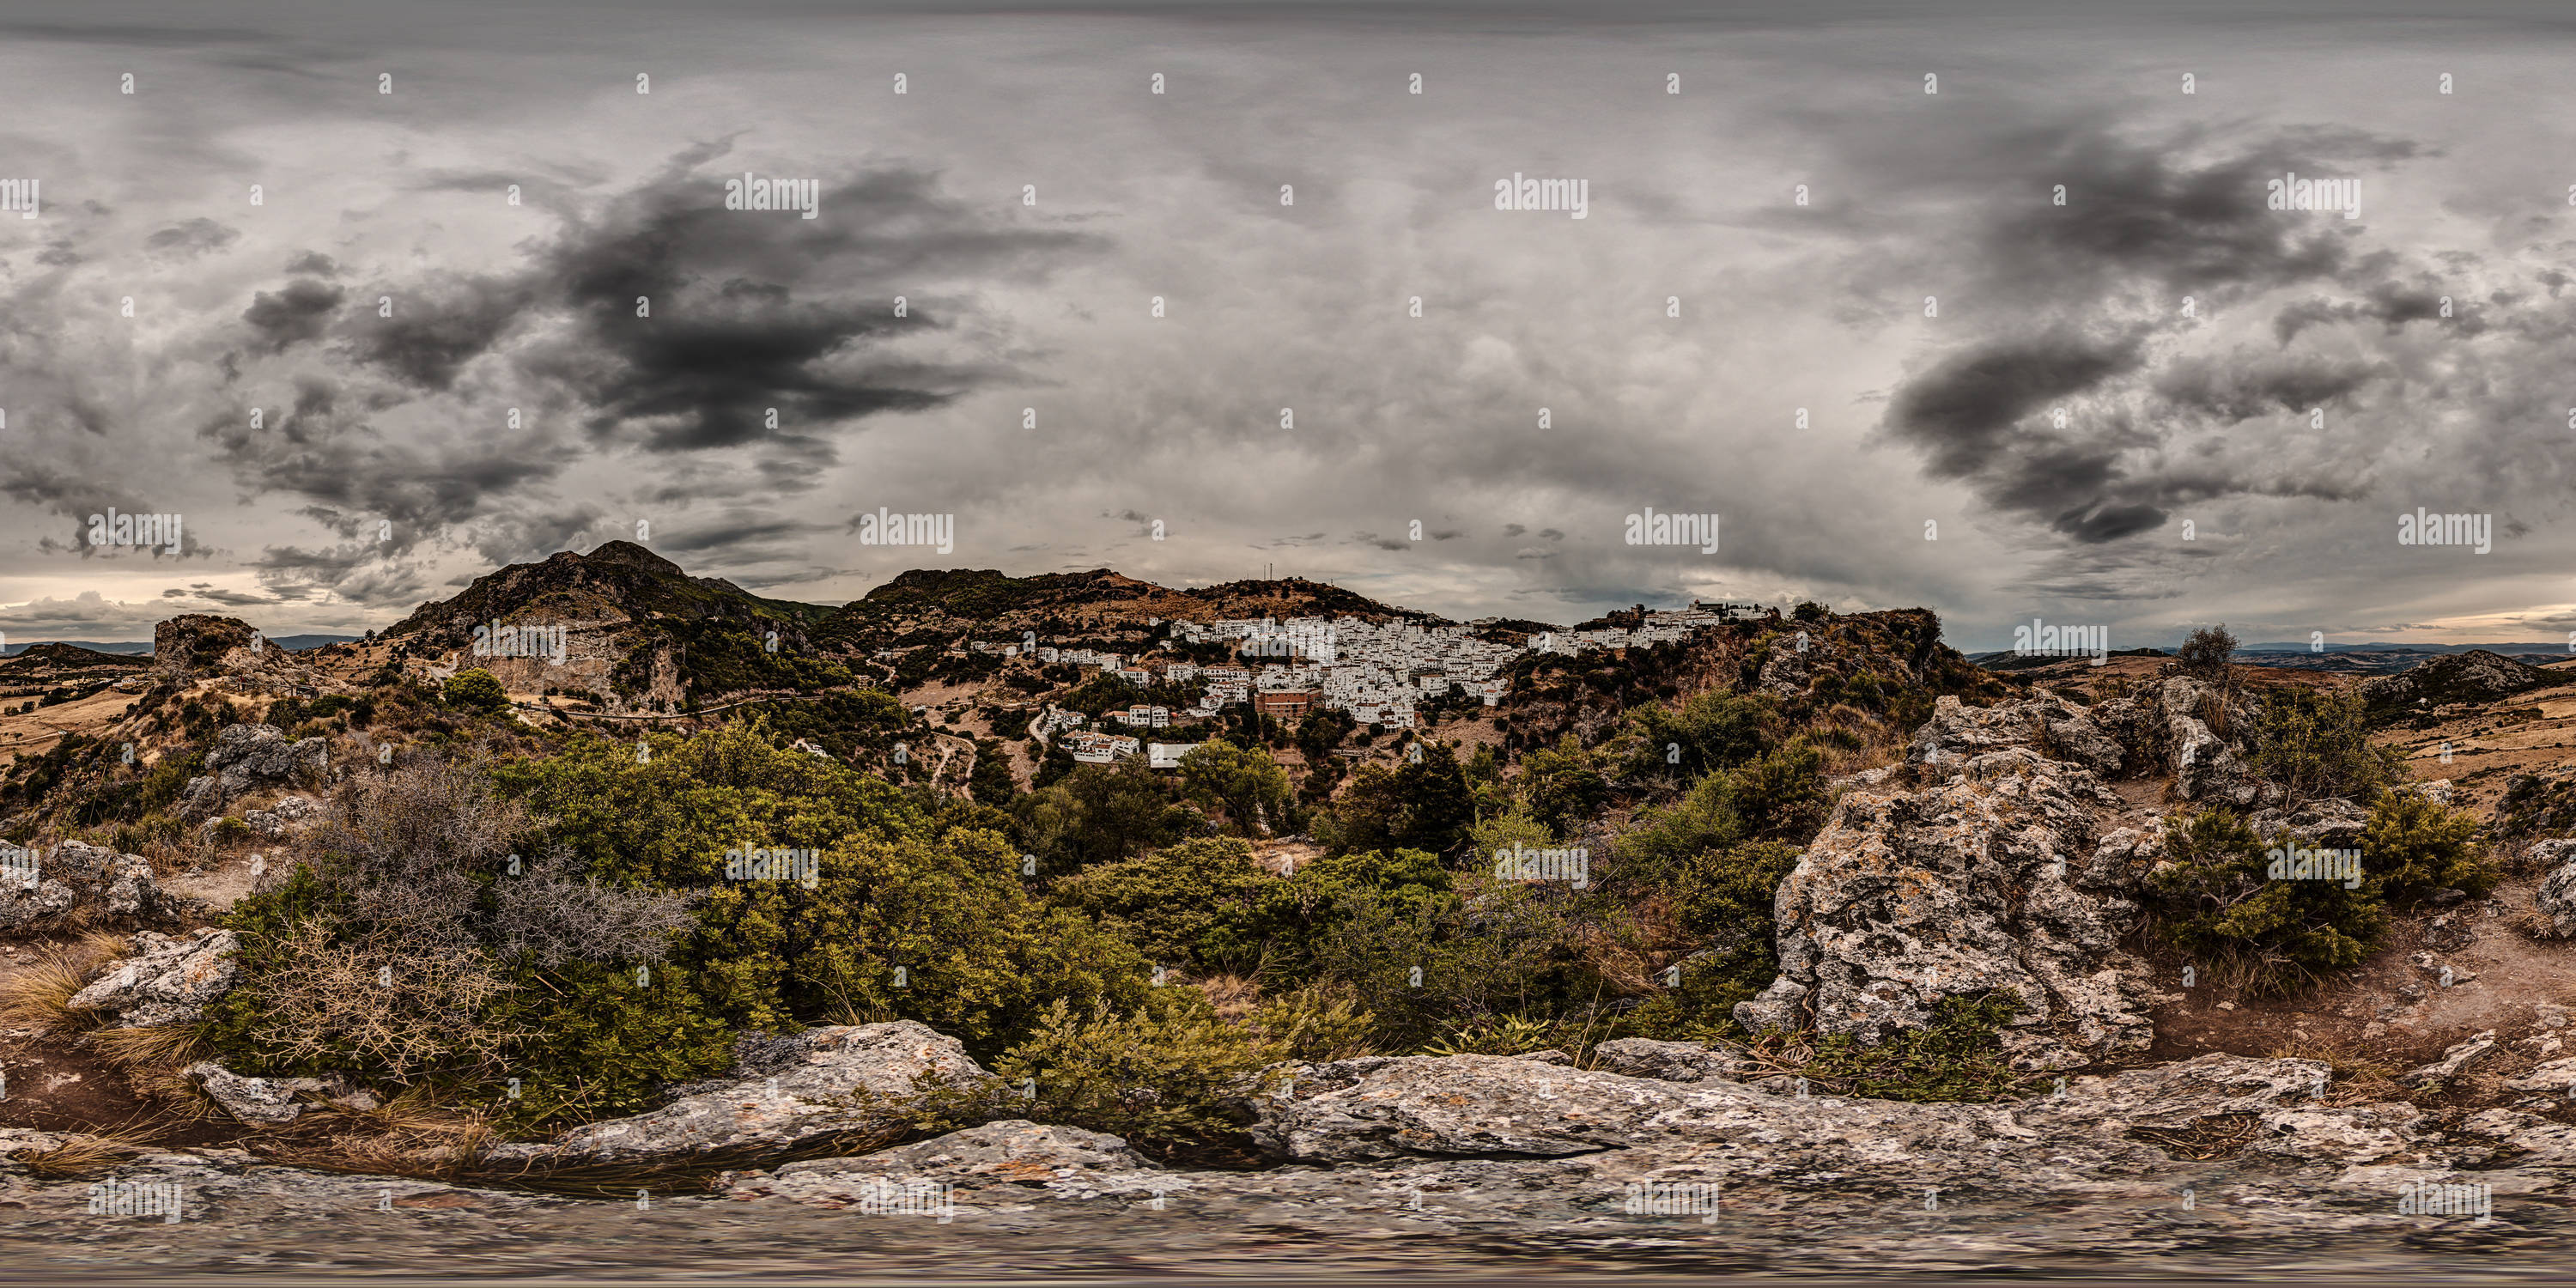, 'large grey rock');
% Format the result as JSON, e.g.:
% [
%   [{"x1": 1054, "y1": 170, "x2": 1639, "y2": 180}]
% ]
[
  {"x1": 489, "y1": 1021, "x2": 988, "y2": 1165},
  {"x1": 186, "y1": 1062, "x2": 337, "y2": 1126},
  {"x1": 1252, "y1": 1051, "x2": 2419, "y2": 1180},
  {"x1": 1589, "y1": 1037, "x2": 1753, "y2": 1084},
  {"x1": 67, "y1": 929, "x2": 240, "y2": 1027},
  {"x1": 1739, "y1": 747, "x2": 2161, "y2": 1069},
  {"x1": 0, "y1": 841, "x2": 185, "y2": 933},
  {"x1": 240, "y1": 795, "x2": 319, "y2": 839},
  {"x1": 2538, "y1": 848, "x2": 2576, "y2": 939},
  {"x1": 2403, "y1": 1030, "x2": 2495, "y2": 1084},
  {"x1": 1908, "y1": 693, "x2": 2114, "y2": 772},
  {"x1": 2249, "y1": 797, "x2": 2372, "y2": 848},
  {"x1": 721, "y1": 1121, "x2": 1156, "y2": 1206},
  {"x1": 179, "y1": 724, "x2": 328, "y2": 811}
]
